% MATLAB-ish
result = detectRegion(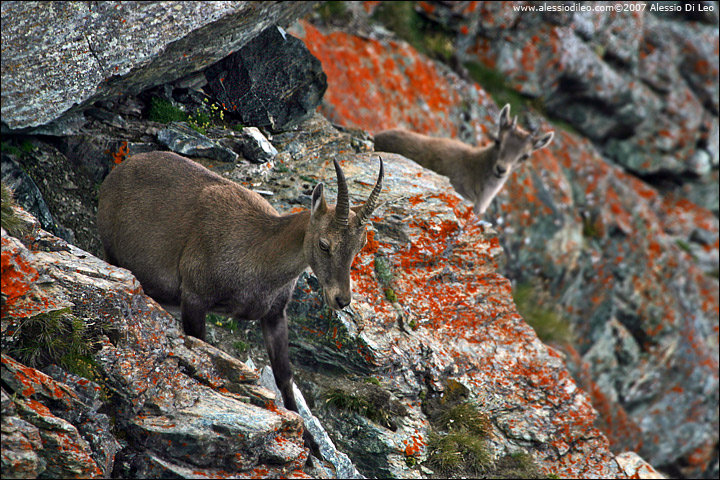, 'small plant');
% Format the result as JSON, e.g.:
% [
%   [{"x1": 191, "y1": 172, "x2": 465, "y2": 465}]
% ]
[
  {"x1": 426, "y1": 429, "x2": 492, "y2": 476},
  {"x1": 435, "y1": 402, "x2": 491, "y2": 437},
  {"x1": 206, "y1": 313, "x2": 239, "y2": 332},
  {"x1": 233, "y1": 340, "x2": 249, "y2": 355},
  {"x1": 7, "y1": 308, "x2": 102, "y2": 380},
  {"x1": 298, "y1": 174, "x2": 318, "y2": 185},
  {"x1": 1, "y1": 182, "x2": 28, "y2": 238},
  {"x1": 323, "y1": 381, "x2": 406, "y2": 431},
  {"x1": 148, "y1": 97, "x2": 188, "y2": 124},
  {"x1": 490, "y1": 451, "x2": 542, "y2": 479}
]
